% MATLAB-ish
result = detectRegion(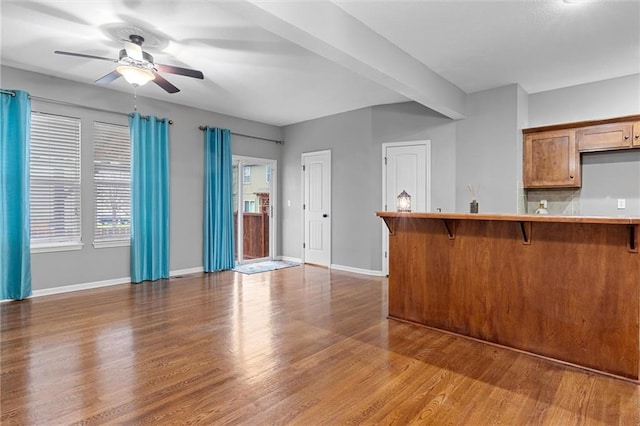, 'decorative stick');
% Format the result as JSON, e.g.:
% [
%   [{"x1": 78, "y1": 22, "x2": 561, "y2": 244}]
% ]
[{"x1": 468, "y1": 184, "x2": 479, "y2": 200}]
